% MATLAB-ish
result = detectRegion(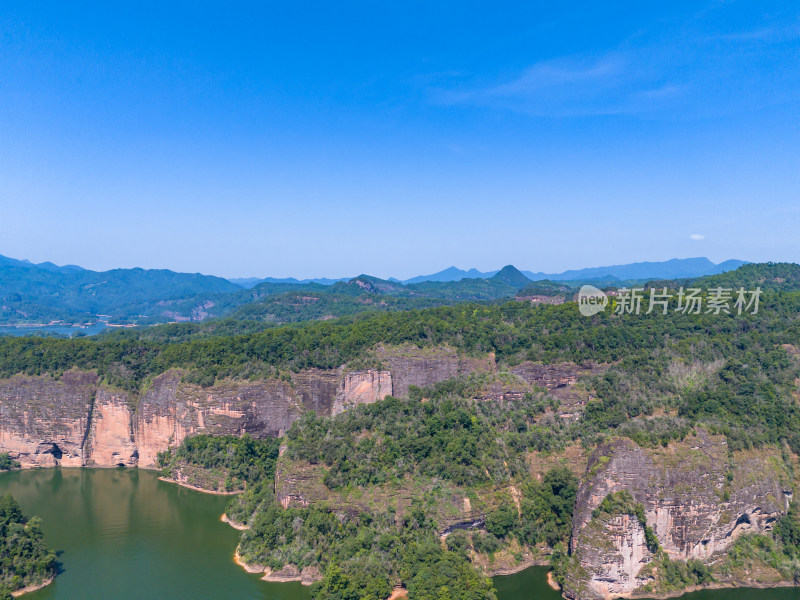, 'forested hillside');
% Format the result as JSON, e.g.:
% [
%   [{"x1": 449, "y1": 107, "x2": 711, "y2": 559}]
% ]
[
  {"x1": 0, "y1": 255, "x2": 751, "y2": 330},
  {"x1": 2, "y1": 263, "x2": 800, "y2": 600}
]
